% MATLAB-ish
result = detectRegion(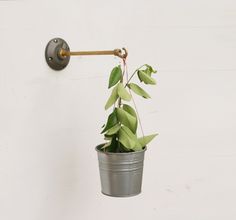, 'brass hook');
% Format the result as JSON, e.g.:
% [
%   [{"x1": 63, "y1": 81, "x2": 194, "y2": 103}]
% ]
[{"x1": 113, "y1": 48, "x2": 128, "y2": 59}]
